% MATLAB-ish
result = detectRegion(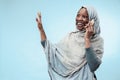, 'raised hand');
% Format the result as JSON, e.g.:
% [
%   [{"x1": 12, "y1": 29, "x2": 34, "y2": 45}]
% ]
[
  {"x1": 84, "y1": 19, "x2": 94, "y2": 48},
  {"x1": 36, "y1": 12, "x2": 43, "y2": 31},
  {"x1": 36, "y1": 12, "x2": 47, "y2": 41},
  {"x1": 84, "y1": 19, "x2": 94, "y2": 39}
]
